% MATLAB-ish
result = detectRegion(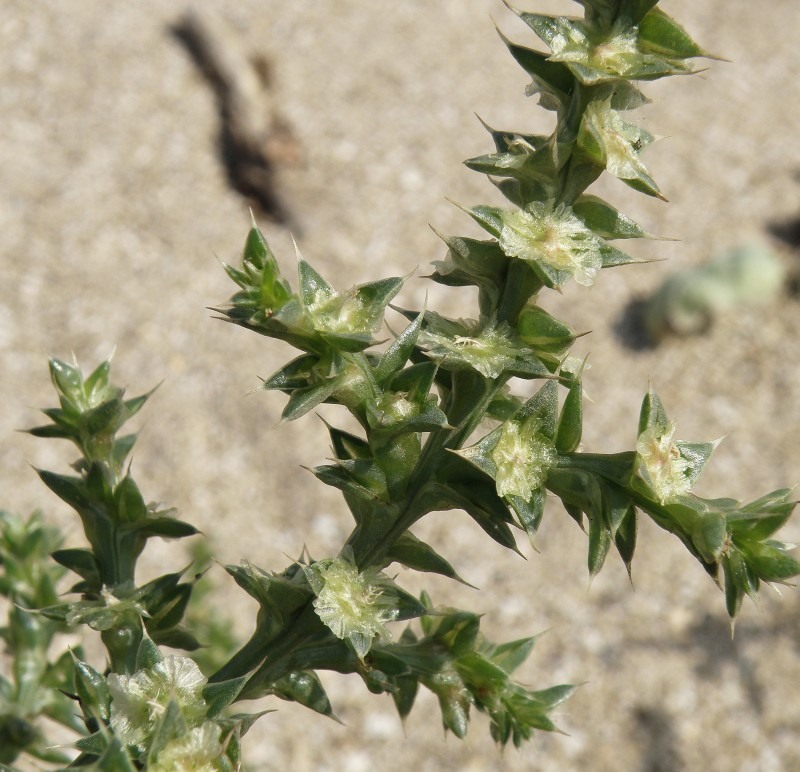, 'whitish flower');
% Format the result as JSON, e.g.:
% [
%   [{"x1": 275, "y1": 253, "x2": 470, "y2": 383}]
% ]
[
  {"x1": 149, "y1": 723, "x2": 225, "y2": 772},
  {"x1": 499, "y1": 203, "x2": 603, "y2": 288},
  {"x1": 66, "y1": 587, "x2": 147, "y2": 631},
  {"x1": 491, "y1": 421, "x2": 556, "y2": 501},
  {"x1": 580, "y1": 101, "x2": 654, "y2": 184},
  {"x1": 309, "y1": 288, "x2": 370, "y2": 335},
  {"x1": 305, "y1": 558, "x2": 398, "y2": 659},
  {"x1": 420, "y1": 320, "x2": 528, "y2": 378},
  {"x1": 374, "y1": 391, "x2": 417, "y2": 425},
  {"x1": 636, "y1": 421, "x2": 691, "y2": 504},
  {"x1": 108, "y1": 655, "x2": 208, "y2": 752},
  {"x1": 549, "y1": 21, "x2": 641, "y2": 80}
]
